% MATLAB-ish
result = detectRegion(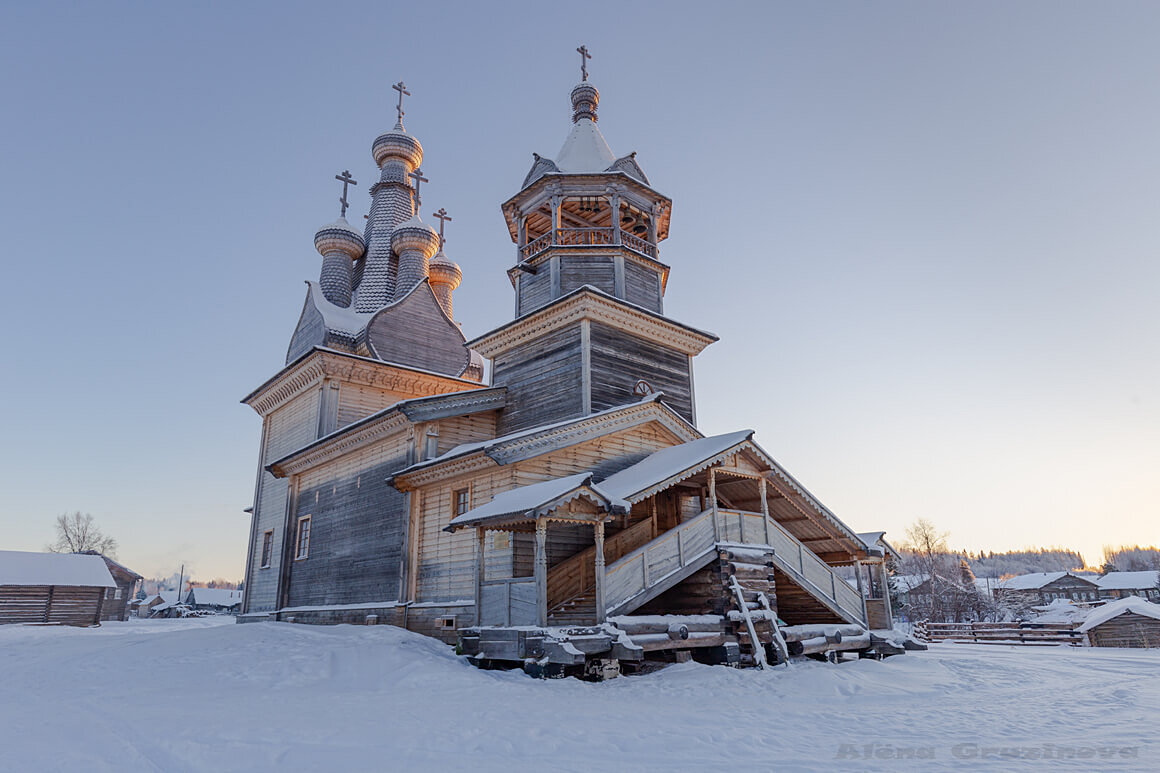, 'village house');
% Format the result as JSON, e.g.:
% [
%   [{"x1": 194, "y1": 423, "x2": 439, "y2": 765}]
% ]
[
  {"x1": 238, "y1": 52, "x2": 906, "y2": 671},
  {"x1": 185, "y1": 587, "x2": 244, "y2": 614},
  {"x1": 80, "y1": 551, "x2": 143, "y2": 622},
  {"x1": 1095, "y1": 570, "x2": 1160, "y2": 602},
  {"x1": 1079, "y1": 596, "x2": 1160, "y2": 648},
  {"x1": 0, "y1": 550, "x2": 118, "y2": 626},
  {"x1": 995, "y1": 571, "x2": 1100, "y2": 607}
]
